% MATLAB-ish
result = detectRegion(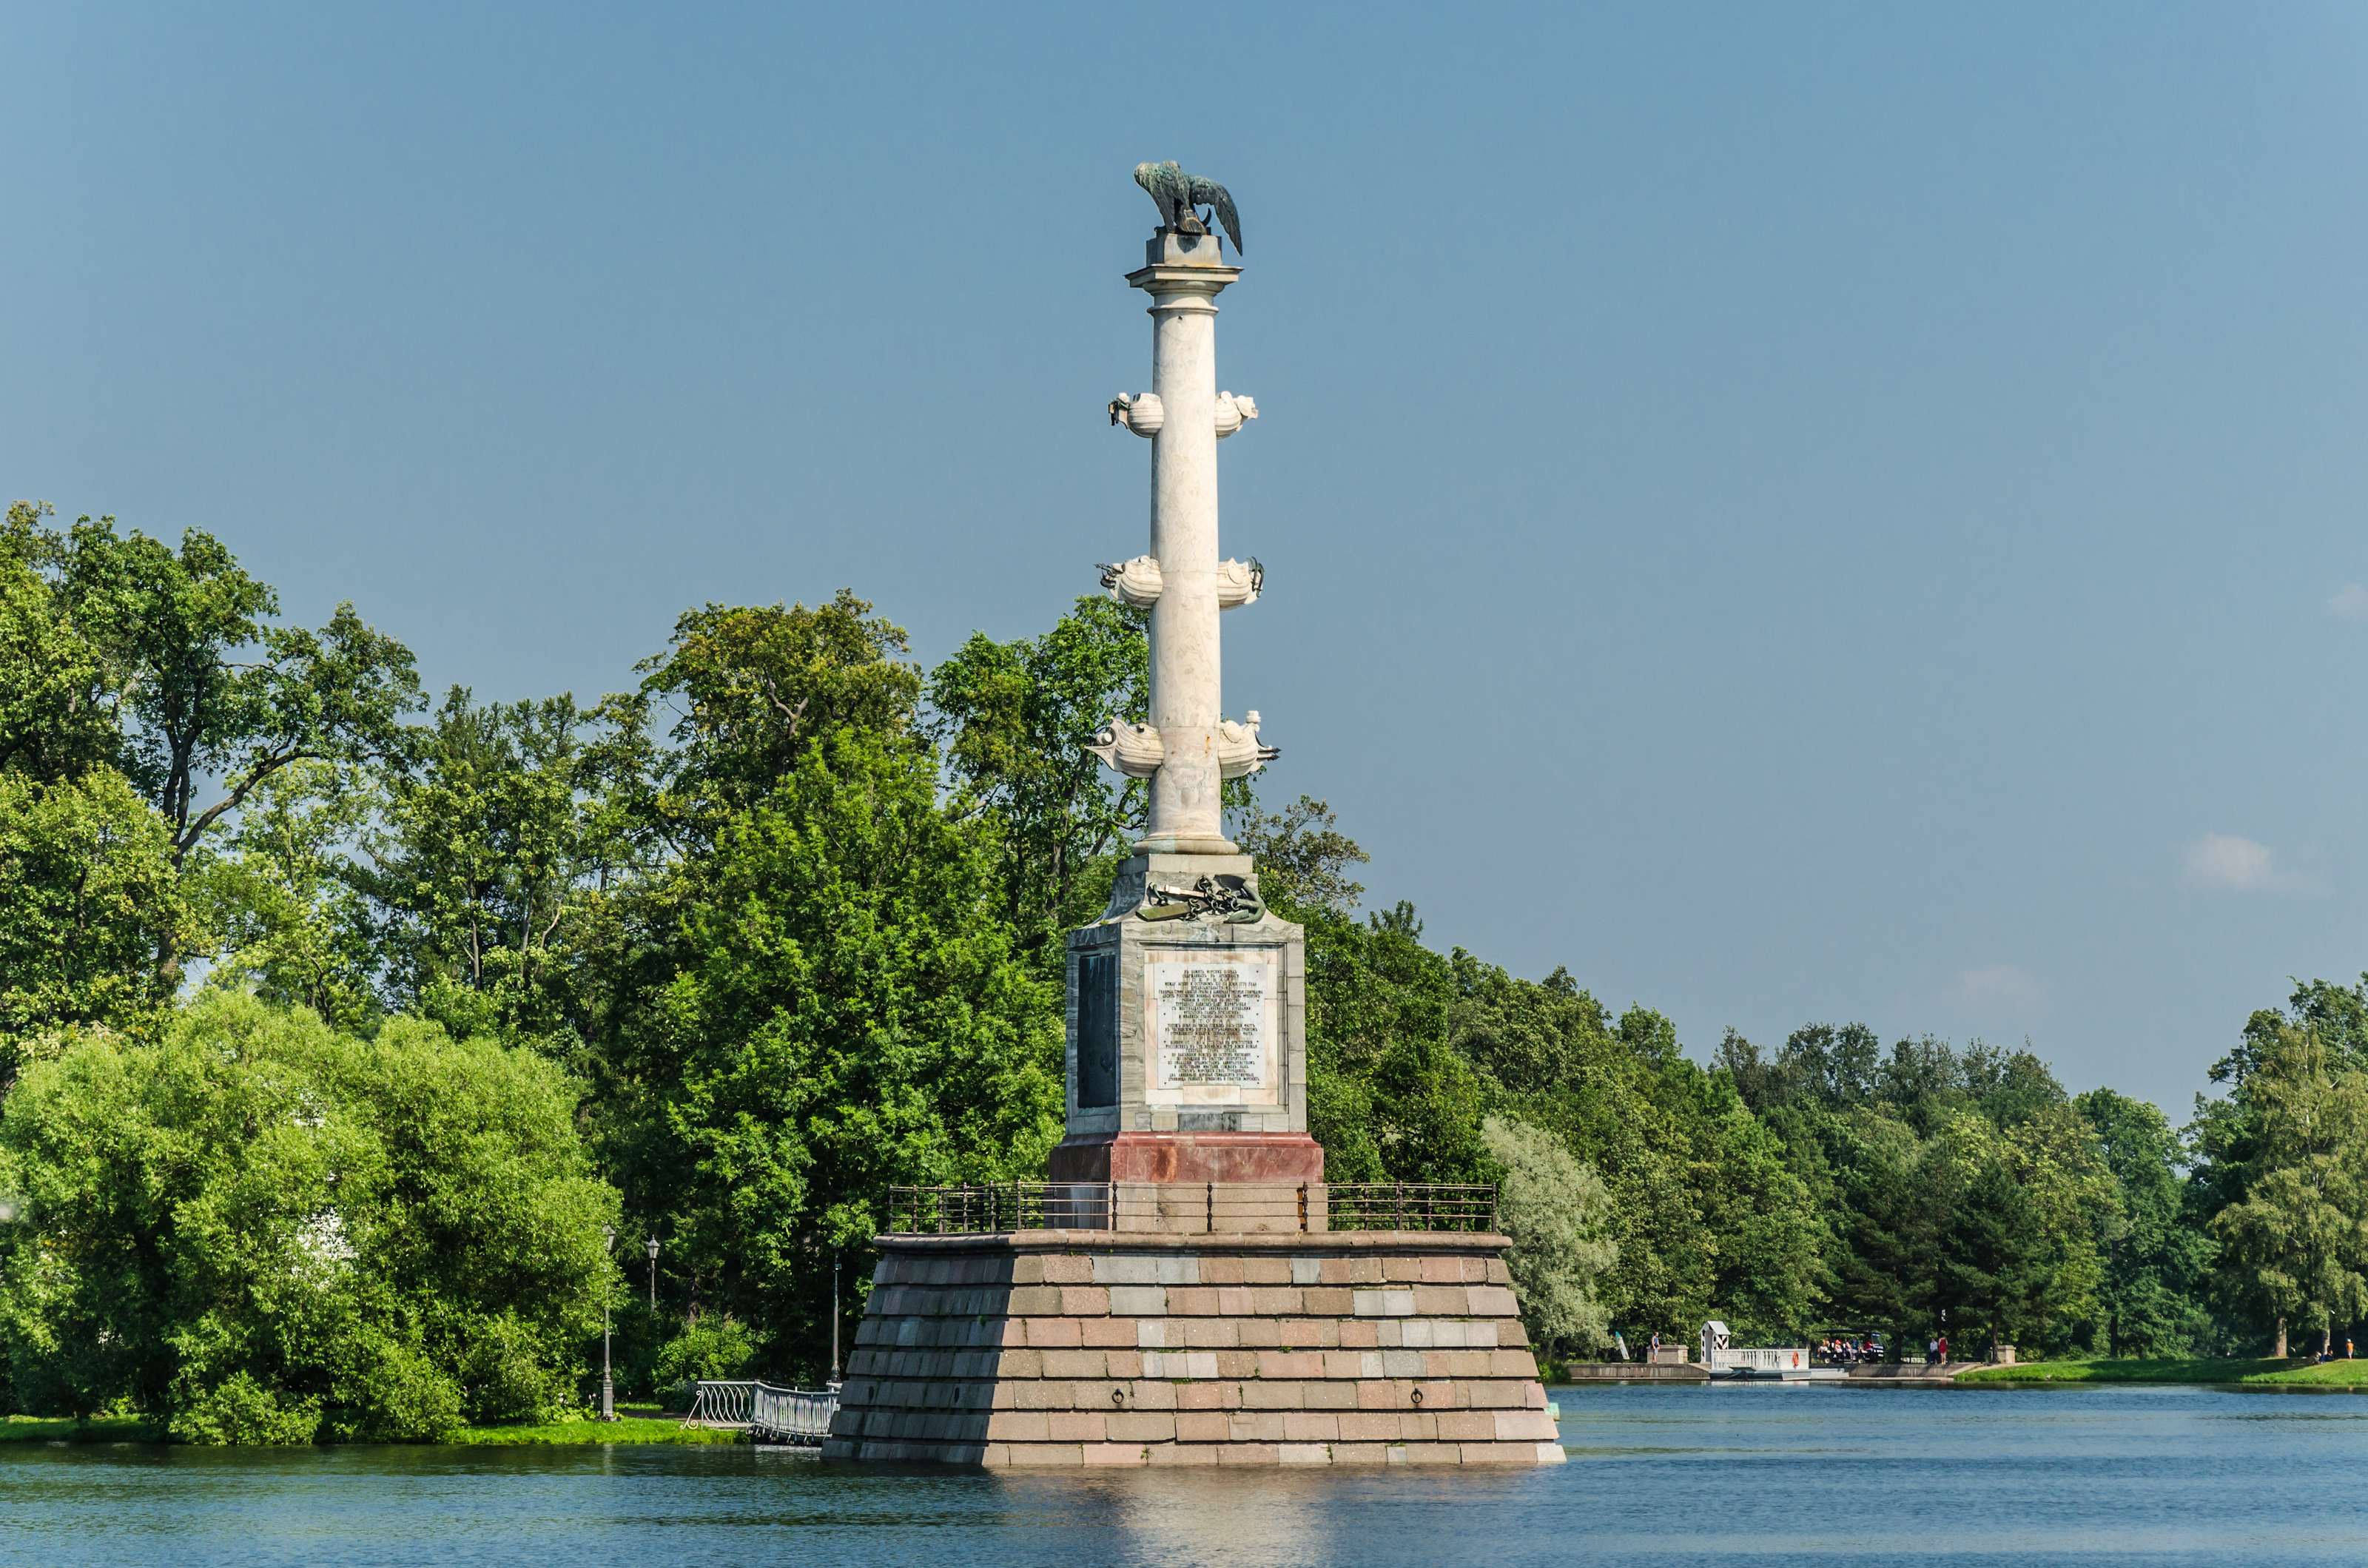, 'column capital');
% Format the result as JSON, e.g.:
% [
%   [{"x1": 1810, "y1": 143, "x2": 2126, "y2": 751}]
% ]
[{"x1": 1127, "y1": 228, "x2": 1241, "y2": 299}]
